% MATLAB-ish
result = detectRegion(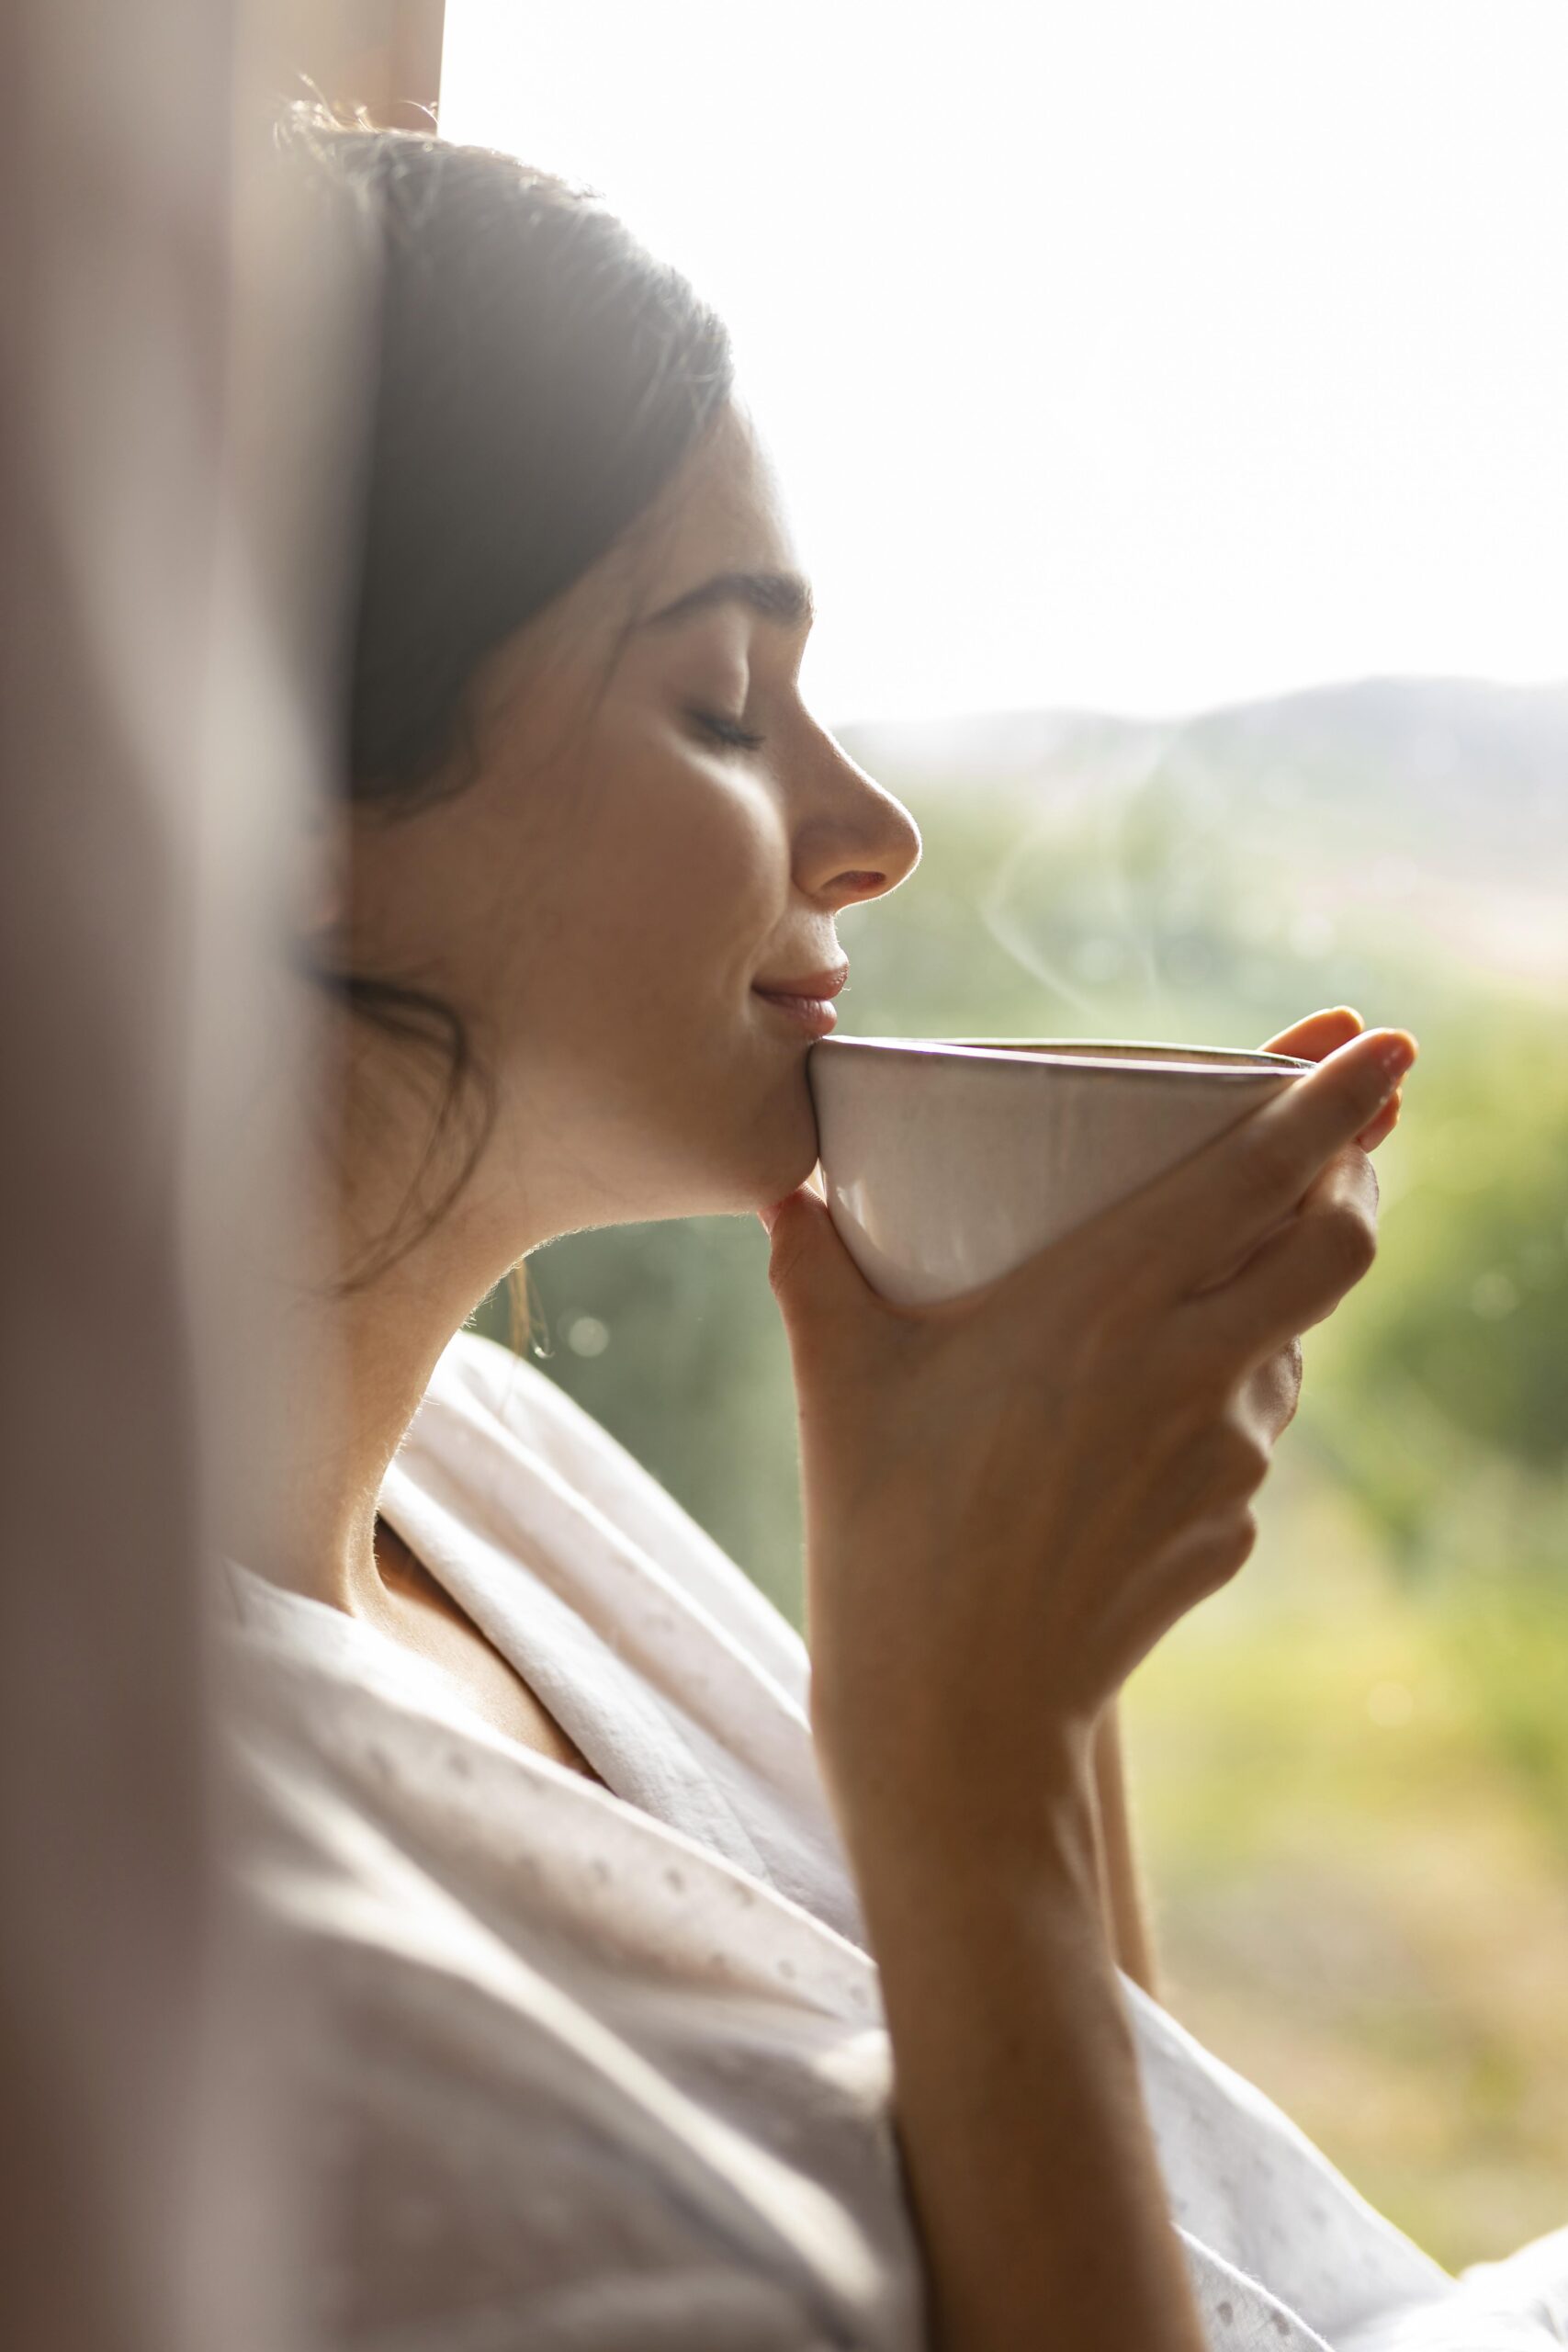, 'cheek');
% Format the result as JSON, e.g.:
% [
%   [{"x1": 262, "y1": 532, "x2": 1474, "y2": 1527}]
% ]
[
  {"x1": 459, "y1": 728, "x2": 817, "y2": 1207},
  {"x1": 558, "y1": 753, "x2": 784, "y2": 992}
]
